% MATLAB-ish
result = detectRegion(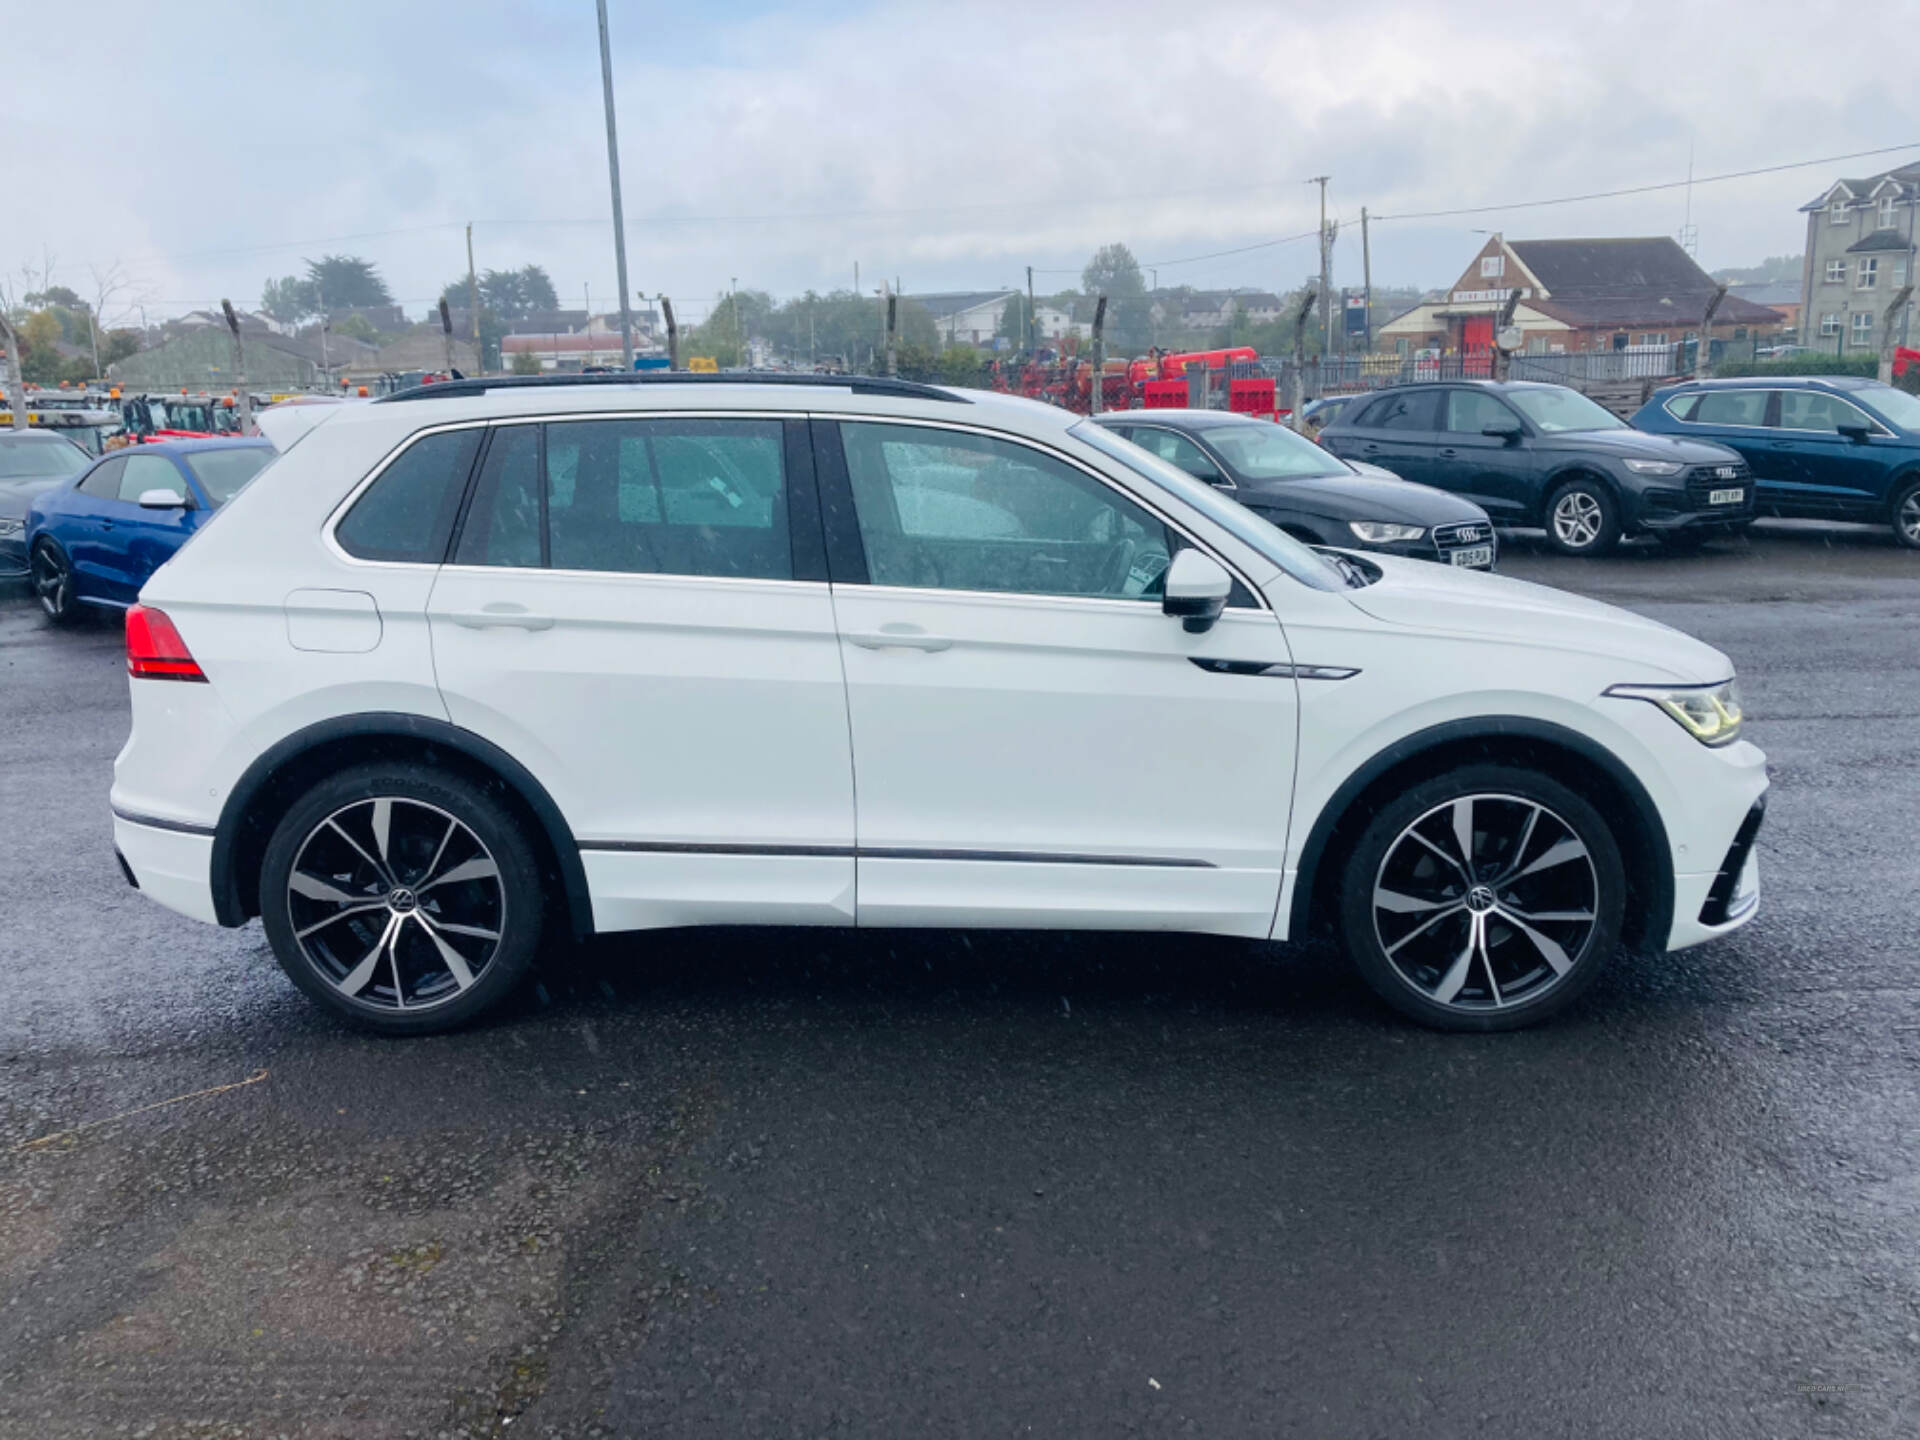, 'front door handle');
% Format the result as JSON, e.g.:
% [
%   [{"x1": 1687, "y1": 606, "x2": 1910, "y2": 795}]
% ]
[
  {"x1": 449, "y1": 604, "x2": 554, "y2": 631},
  {"x1": 846, "y1": 625, "x2": 953, "y2": 652},
  {"x1": 1438, "y1": 447, "x2": 1458, "y2": 458}
]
